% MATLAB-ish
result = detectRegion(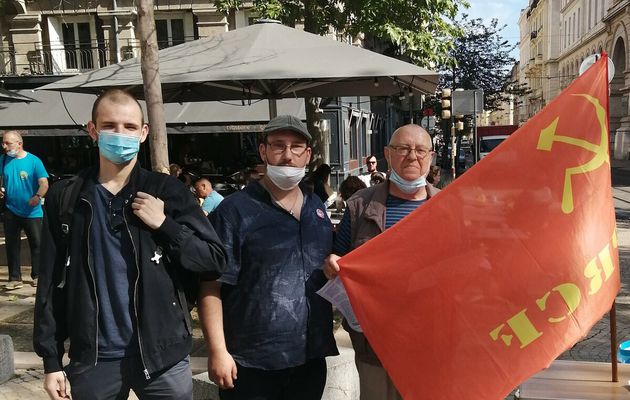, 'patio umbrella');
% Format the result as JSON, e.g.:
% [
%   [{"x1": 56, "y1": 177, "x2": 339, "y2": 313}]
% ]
[
  {"x1": 0, "y1": 87, "x2": 37, "y2": 103},
  {"x1": 40, "y1": 20, "x2": 439, "y2": 111}
]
